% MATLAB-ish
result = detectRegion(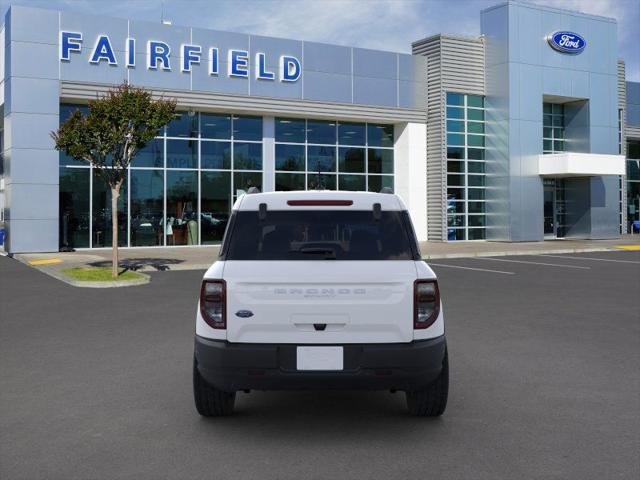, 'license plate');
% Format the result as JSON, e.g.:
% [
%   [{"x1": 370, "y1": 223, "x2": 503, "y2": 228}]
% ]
[{"x1": 296, "y1": 346, "x2": 344, "y2": 371}]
